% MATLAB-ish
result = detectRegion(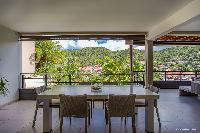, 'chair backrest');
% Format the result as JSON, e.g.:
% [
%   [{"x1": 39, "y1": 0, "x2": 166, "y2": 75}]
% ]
[
  {"x1": 59, "y1": 94, "x2": 87, "y2": 117},
  {"x1": 108, "y1": 94, "x2": 136, "y2": 117}
]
